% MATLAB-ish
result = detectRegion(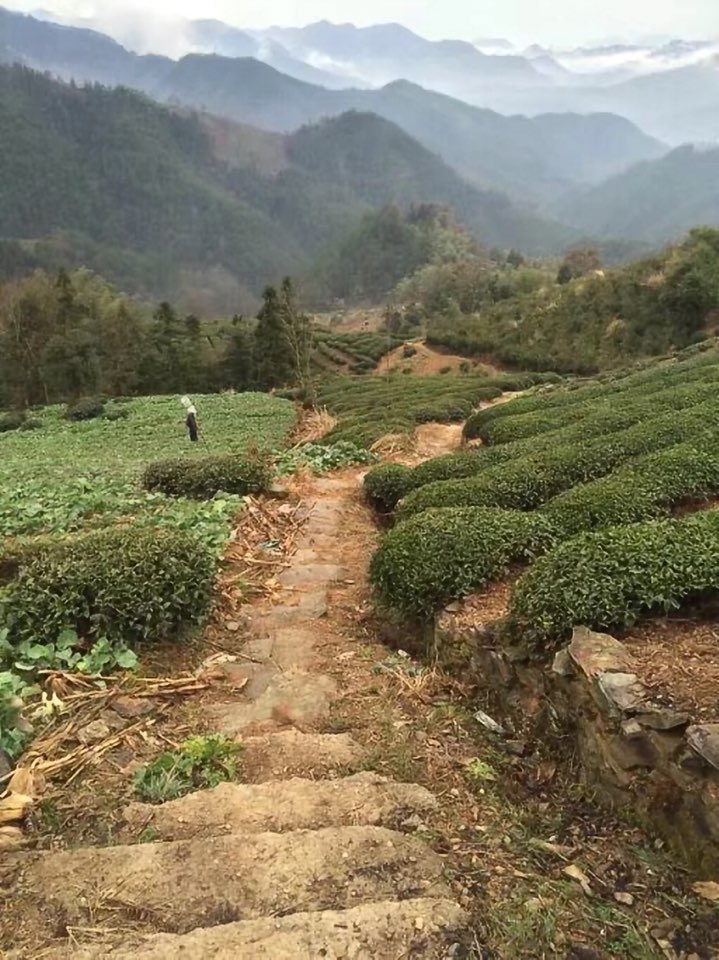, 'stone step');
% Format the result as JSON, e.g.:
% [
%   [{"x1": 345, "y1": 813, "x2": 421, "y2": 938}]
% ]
[
  {"x1": 60, "y1": 898, "x2": 468, "y2": 959},
  {"x1": 19, "y1": 826, "x2": 450, "y2": 935},
  {"x1": 206, "y1": 671, "x2": 337, "y2": 735},
  {"x1": 122, "y1": 772, "x2": 437, "y2": 840},
  {"x1": 240, "y1": 730, "x2": 362, "y2": 782}
]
